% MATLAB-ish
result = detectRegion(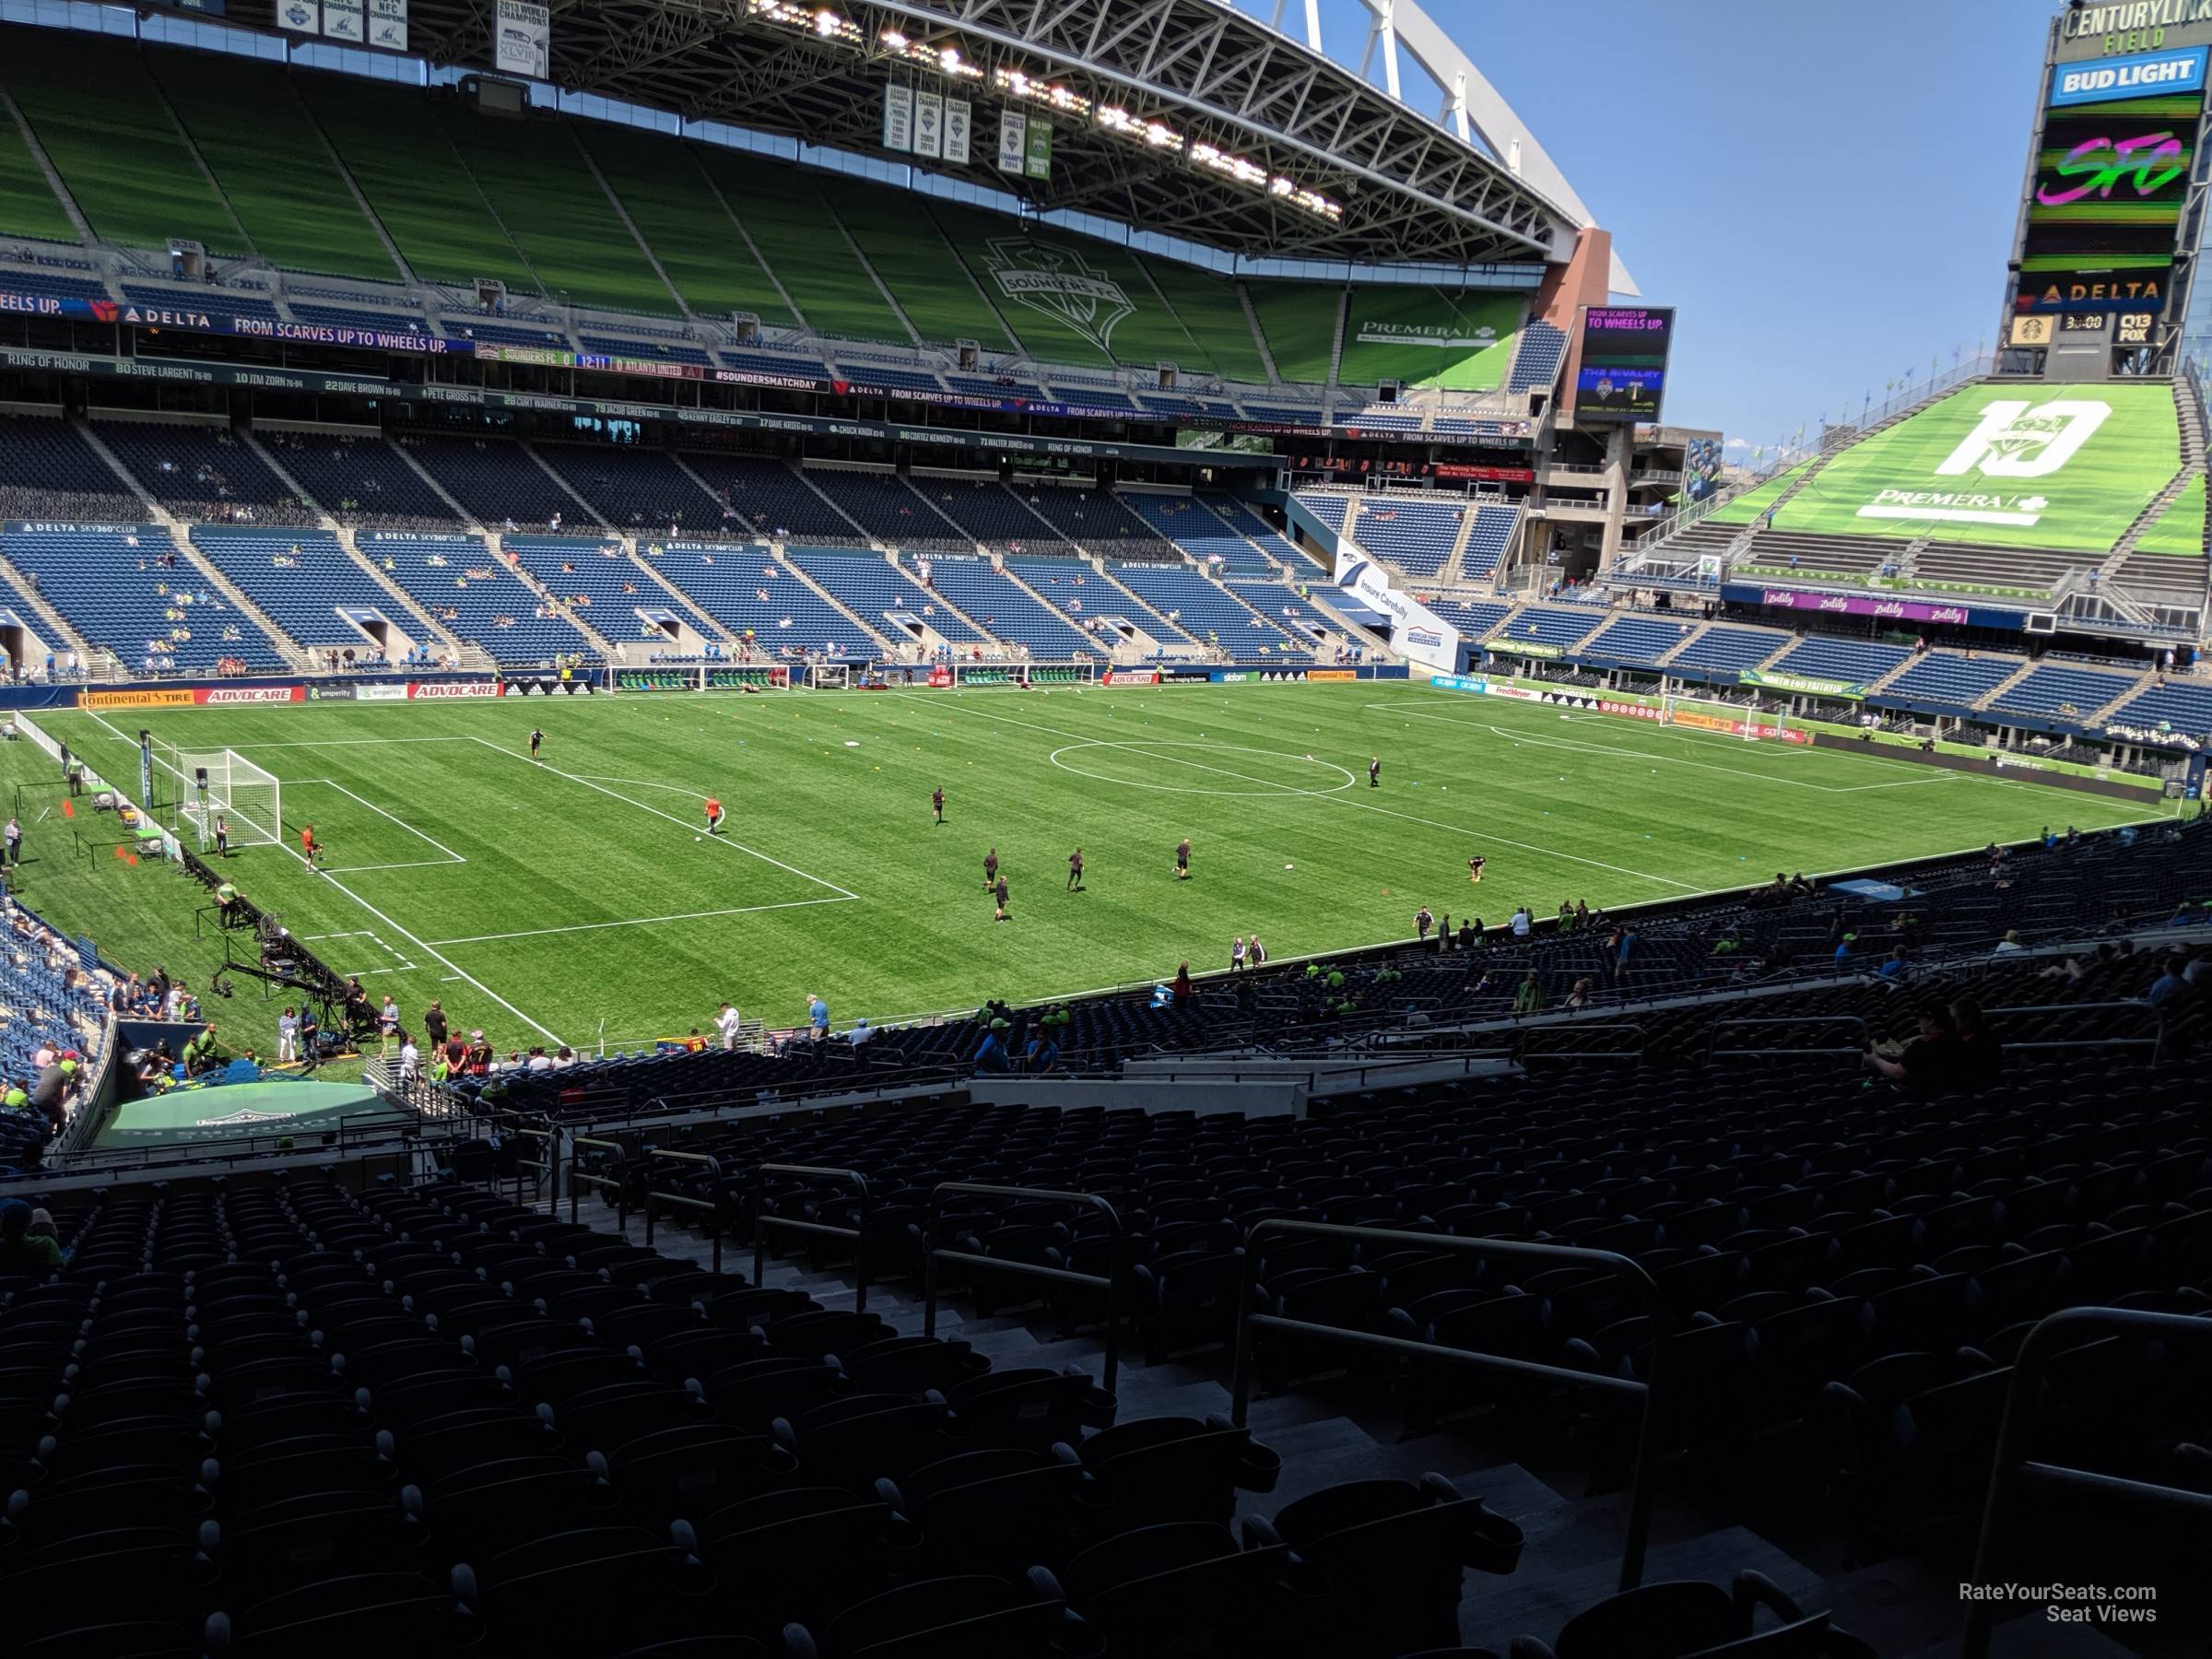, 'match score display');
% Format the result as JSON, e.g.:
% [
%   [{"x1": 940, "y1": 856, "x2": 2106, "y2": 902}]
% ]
[{"x1": 1574, "y1": 305, "x2": 1674, "y2": 423}]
